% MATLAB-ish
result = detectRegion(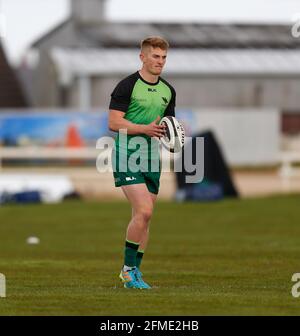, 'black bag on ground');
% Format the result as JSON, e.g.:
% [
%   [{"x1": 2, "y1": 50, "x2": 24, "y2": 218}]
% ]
[{"x1": 175, "y1": 130, "x2": 239, "y2": 201}]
